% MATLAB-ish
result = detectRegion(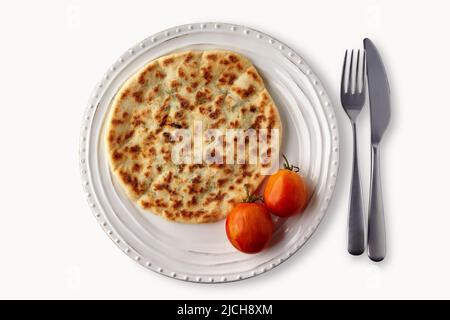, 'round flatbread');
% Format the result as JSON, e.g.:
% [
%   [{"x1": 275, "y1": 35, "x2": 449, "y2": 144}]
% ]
[{"x1": 106, "y1": 50, "x2": 281, "y2": 223}]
